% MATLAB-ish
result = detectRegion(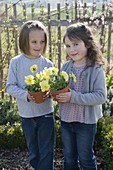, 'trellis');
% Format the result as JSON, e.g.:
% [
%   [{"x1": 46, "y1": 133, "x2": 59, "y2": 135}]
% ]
[{"x1": 0, "y1": 1, "x2": 113, "y2": 98}]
